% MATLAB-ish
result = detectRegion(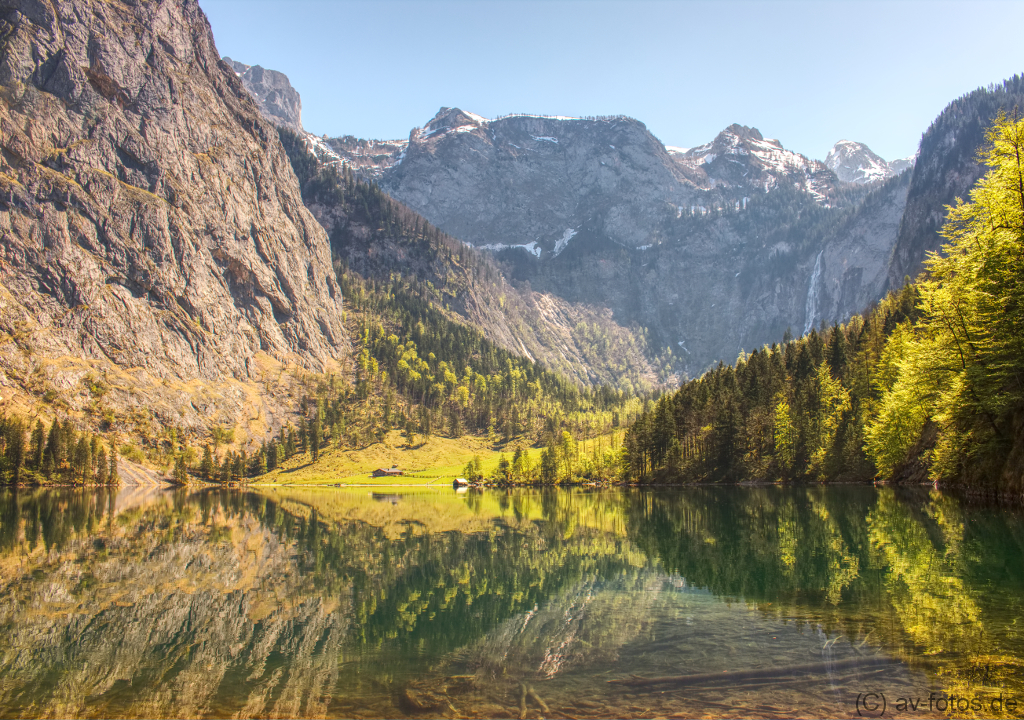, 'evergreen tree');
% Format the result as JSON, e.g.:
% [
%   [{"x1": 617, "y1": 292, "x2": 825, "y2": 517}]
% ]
[
  {"x1": 4, "y1": 417, "x2": 26, "y2": 483},
  {"x1": 311, "y1": 416, "x2": 322, "y2": 461},
  {"x1": 200, "y1": 445, "x2": 214, "y2": 482},
  {"x1": 173, "y1": 453, "x2": 188, "y2": 484},
  {"x1": 74, "y1": 436, "x2": 91, "y2": 483},
  {"x1": 29, "y1": 420, "x2": 44, "y2": 471},
  {"x1": 44, "y1": 420, "x2": 60, "y2": 479},
  {"x1": 108, "y1": 442, "x2": 119, "y2": 484},
  {"x1": 96, "y1": 445, "x2": 109, "y2": 484},
  {"x1": 267, "y1": 441, "x2": 279, "y2": 471}
]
